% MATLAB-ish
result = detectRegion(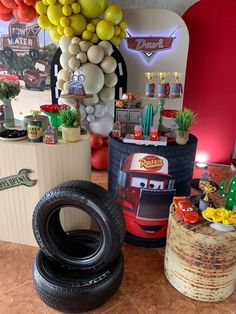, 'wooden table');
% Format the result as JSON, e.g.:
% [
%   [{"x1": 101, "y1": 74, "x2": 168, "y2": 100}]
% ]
[
  {"x1": 165, "y1": 165, "x2": 236, "y2": 302},
  {"x1": 0, "y1": 134, "x2": 91, "y2": 245}
]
